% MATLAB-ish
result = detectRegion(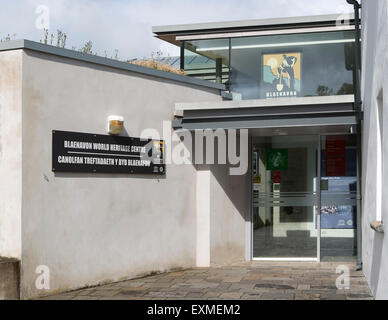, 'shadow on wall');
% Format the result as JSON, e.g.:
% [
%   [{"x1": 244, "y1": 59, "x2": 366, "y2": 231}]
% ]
[
  {"x1": 194, "y1": 162, "x2": 248, "y2": 220},
  {"x1": 209, "y1": 164, "x2": 248, "y2": 222},
  {"x1": 194, "y1": 134, "x2": 249, "y2": 223},
  {"x1": 370, "y1": 232, "x2": 384, "y2": 296},
  {"x1": 194, "y1": 134, "x2": 249, "y2": 264},
  {"x1": 209, "y1": 163, "x2": 248, "y2": 263}
]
